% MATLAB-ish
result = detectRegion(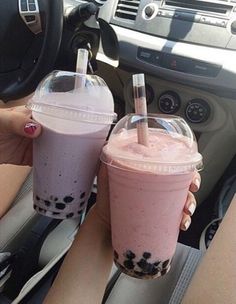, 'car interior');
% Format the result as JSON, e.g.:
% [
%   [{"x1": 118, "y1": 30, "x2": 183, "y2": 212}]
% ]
[{"x1": 0, "y1": 0, "x2": 236, "y2": 303}]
